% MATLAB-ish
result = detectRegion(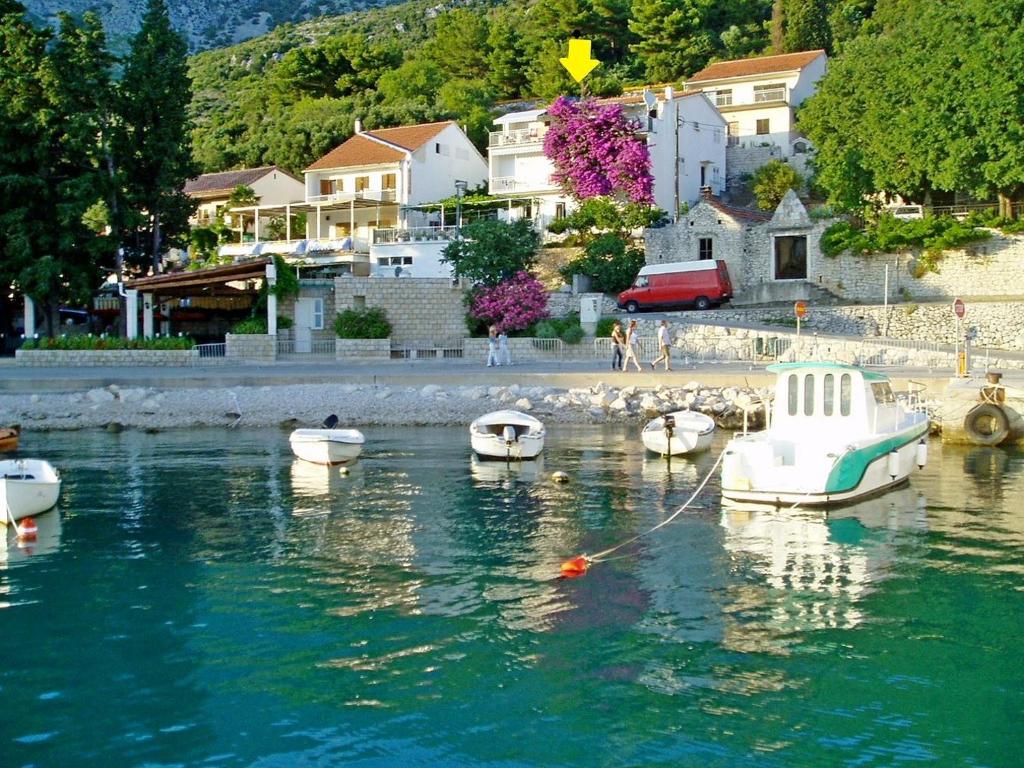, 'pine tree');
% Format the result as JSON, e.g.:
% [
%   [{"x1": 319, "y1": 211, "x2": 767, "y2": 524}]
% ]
[
  {"x1": 628, "y1": 0, "x2": 716, "y2": 81},
  {"x1": 117, "y1": 0, "x2": 197, "y2": 273},
  {"x1": 783, "y1": 0, "x2": 832, "y2": 53}
]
